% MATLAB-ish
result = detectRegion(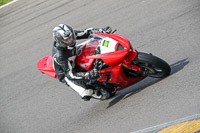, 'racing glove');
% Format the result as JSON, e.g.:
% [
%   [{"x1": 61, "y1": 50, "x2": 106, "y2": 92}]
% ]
[
  {"x1": 84, "y1": 68, "x2": 99, "y2": 80},
  {"x1": 99, "y1": 26, "x2": 112, "y2": 34},
  {"x1": 85, "y1": 26, "x2": 112, "y2": 34}
]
